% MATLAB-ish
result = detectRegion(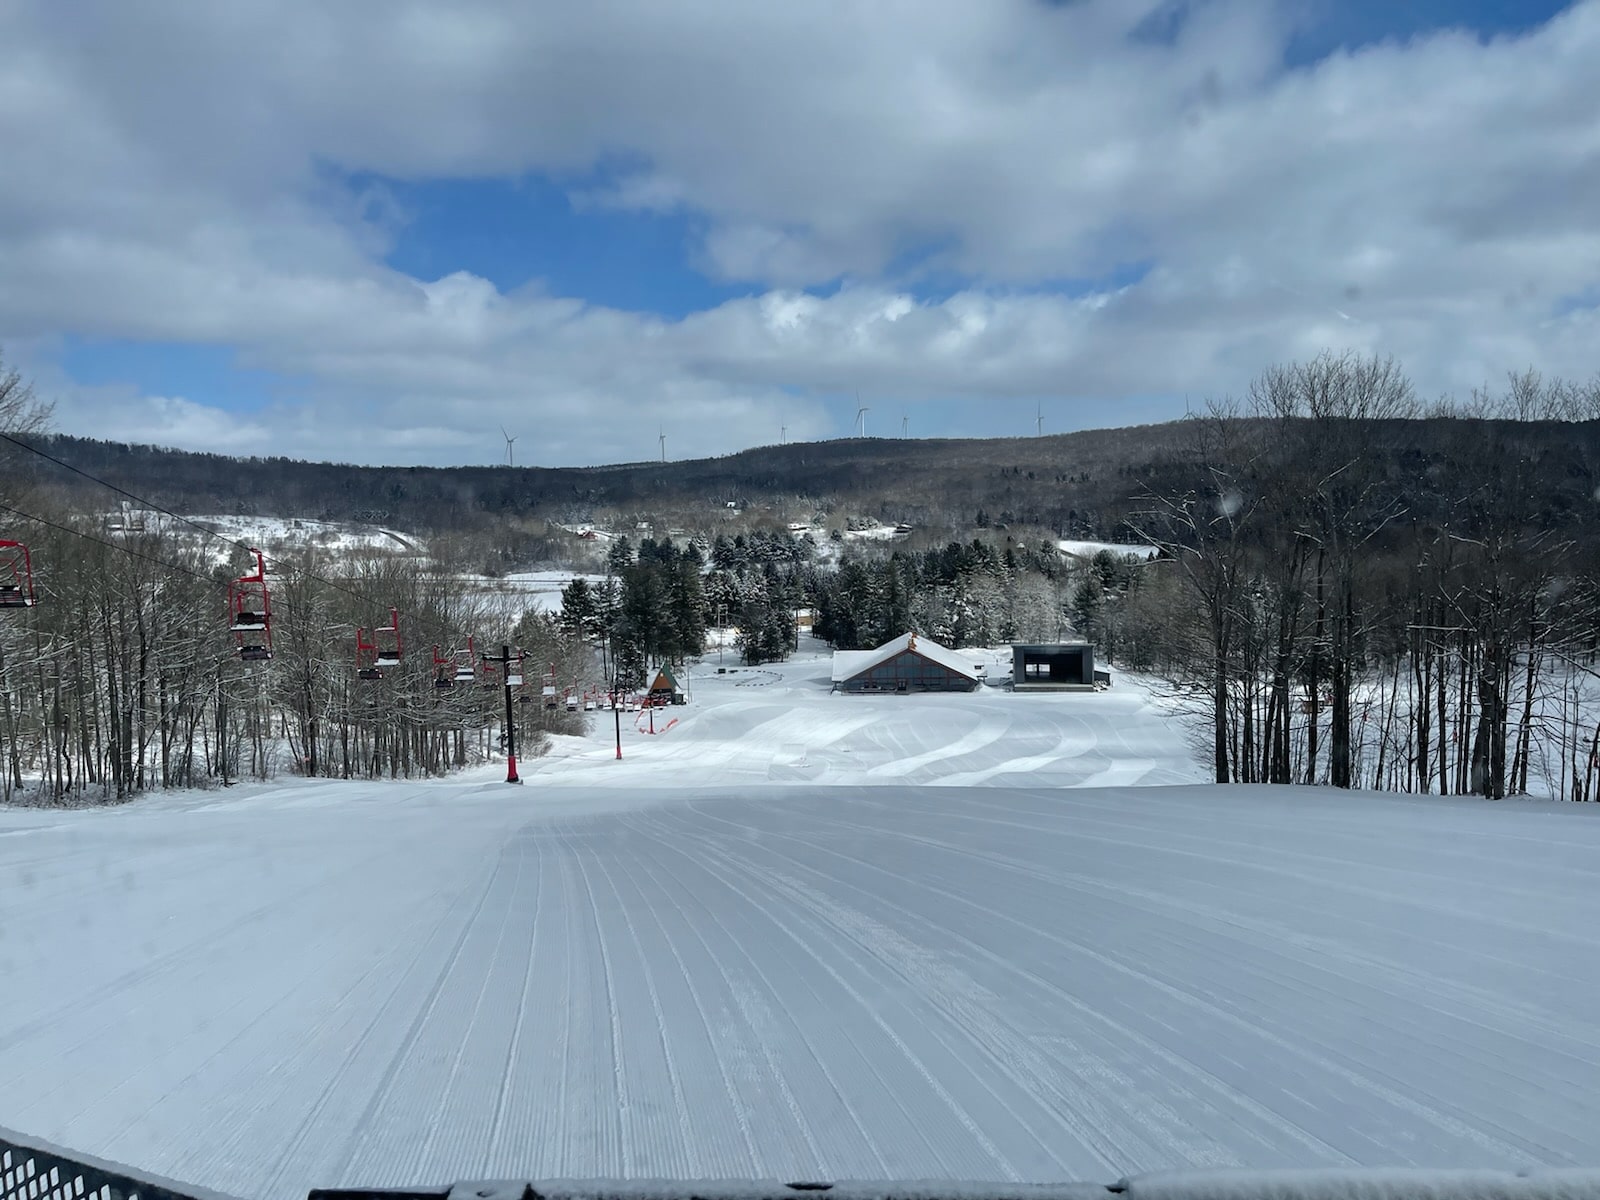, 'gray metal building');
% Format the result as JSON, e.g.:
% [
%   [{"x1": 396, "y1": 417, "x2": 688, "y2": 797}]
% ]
[{"x1": 1012, "y1": 643, "x2": 1099, "y2": 691}]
